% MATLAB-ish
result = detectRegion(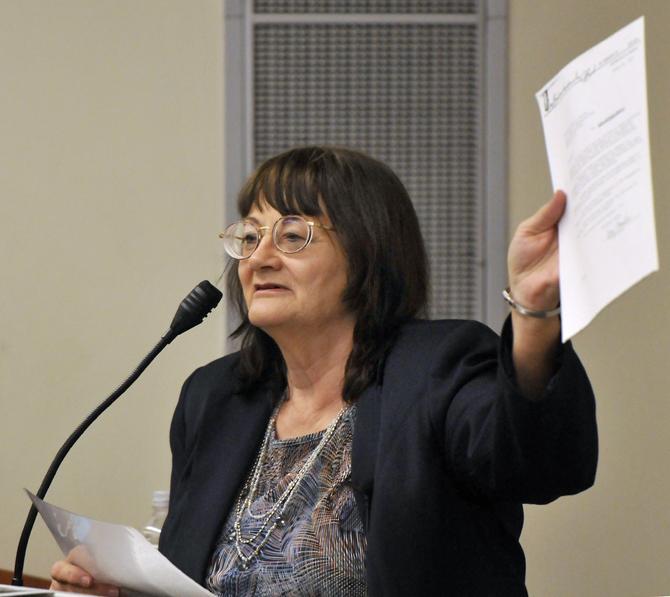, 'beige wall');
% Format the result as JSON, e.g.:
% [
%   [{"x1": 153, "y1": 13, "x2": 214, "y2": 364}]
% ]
[
  {"x1": 0, "y1": 0, "x2": 224, "y2": 580},
  {"x1": 510, "y1": 1, "x2": 670, "y2": 596},
  {"x1": 2, "y1": 1, "x2": 669, "y2": 595}
]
